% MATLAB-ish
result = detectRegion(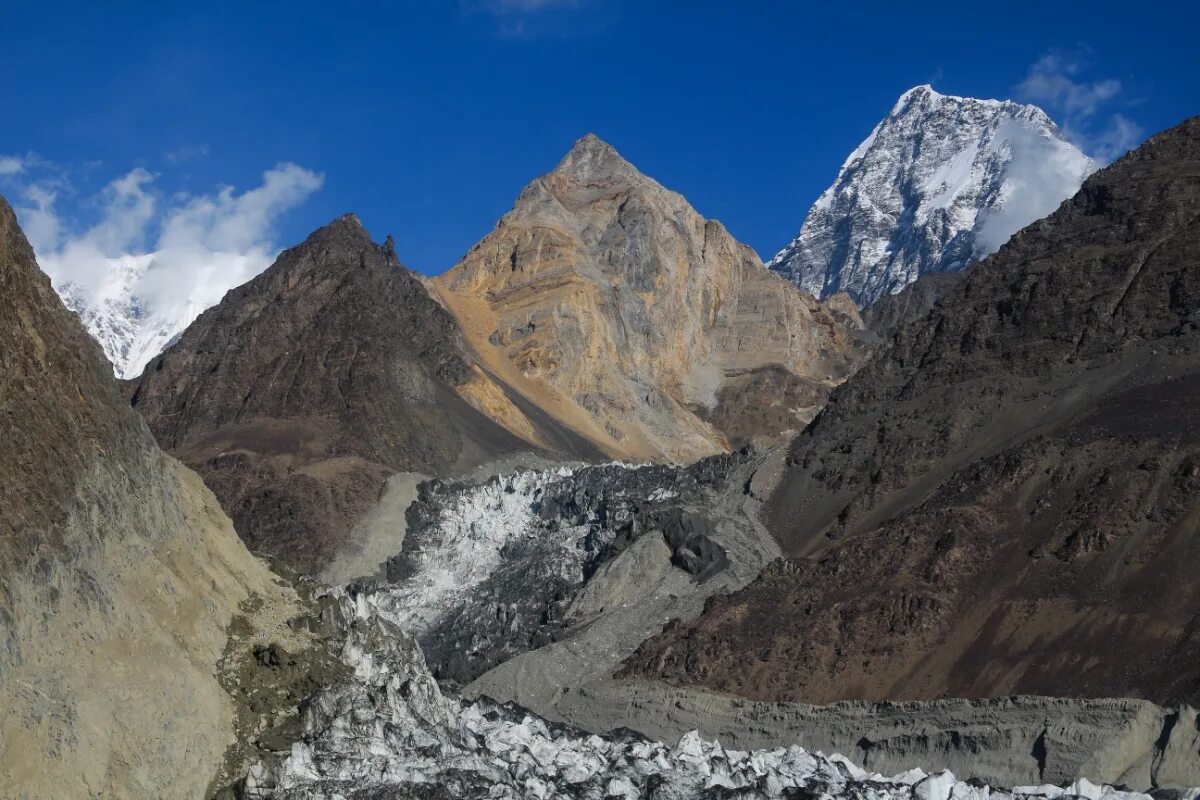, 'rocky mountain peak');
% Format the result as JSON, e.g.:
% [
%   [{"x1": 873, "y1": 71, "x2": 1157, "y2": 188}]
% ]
[
  {"x1": 769, "y1": 85, "x2": 1095, "y2": 306},
  {"x1": 893, "y1": 83, "x2": 939, "y2": 108},
  {"x1": 293, "y1": 211, "x2": 373, "y2": 251},
  {"x1": 550, "y1": 132, "x2": 643, "y2": 185},
  {"x1": 434, "y1": 135, "x2": 869, "y2": 462}
]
